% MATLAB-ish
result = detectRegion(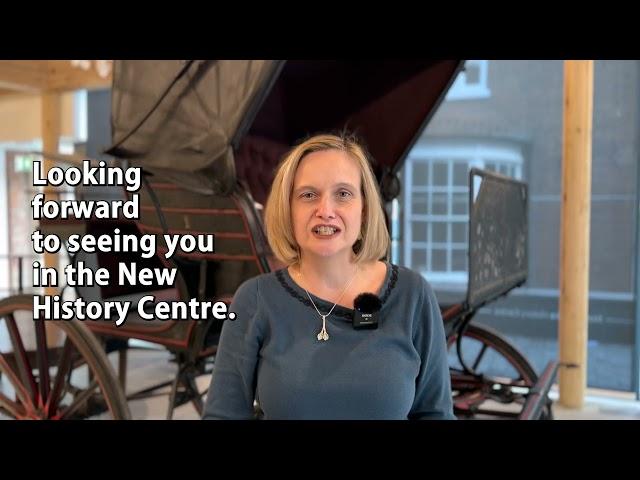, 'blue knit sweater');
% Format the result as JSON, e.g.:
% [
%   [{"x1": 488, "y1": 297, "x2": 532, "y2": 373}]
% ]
[{"x1": 202, "y1": 263, "x2": 456, "y2": 420}]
